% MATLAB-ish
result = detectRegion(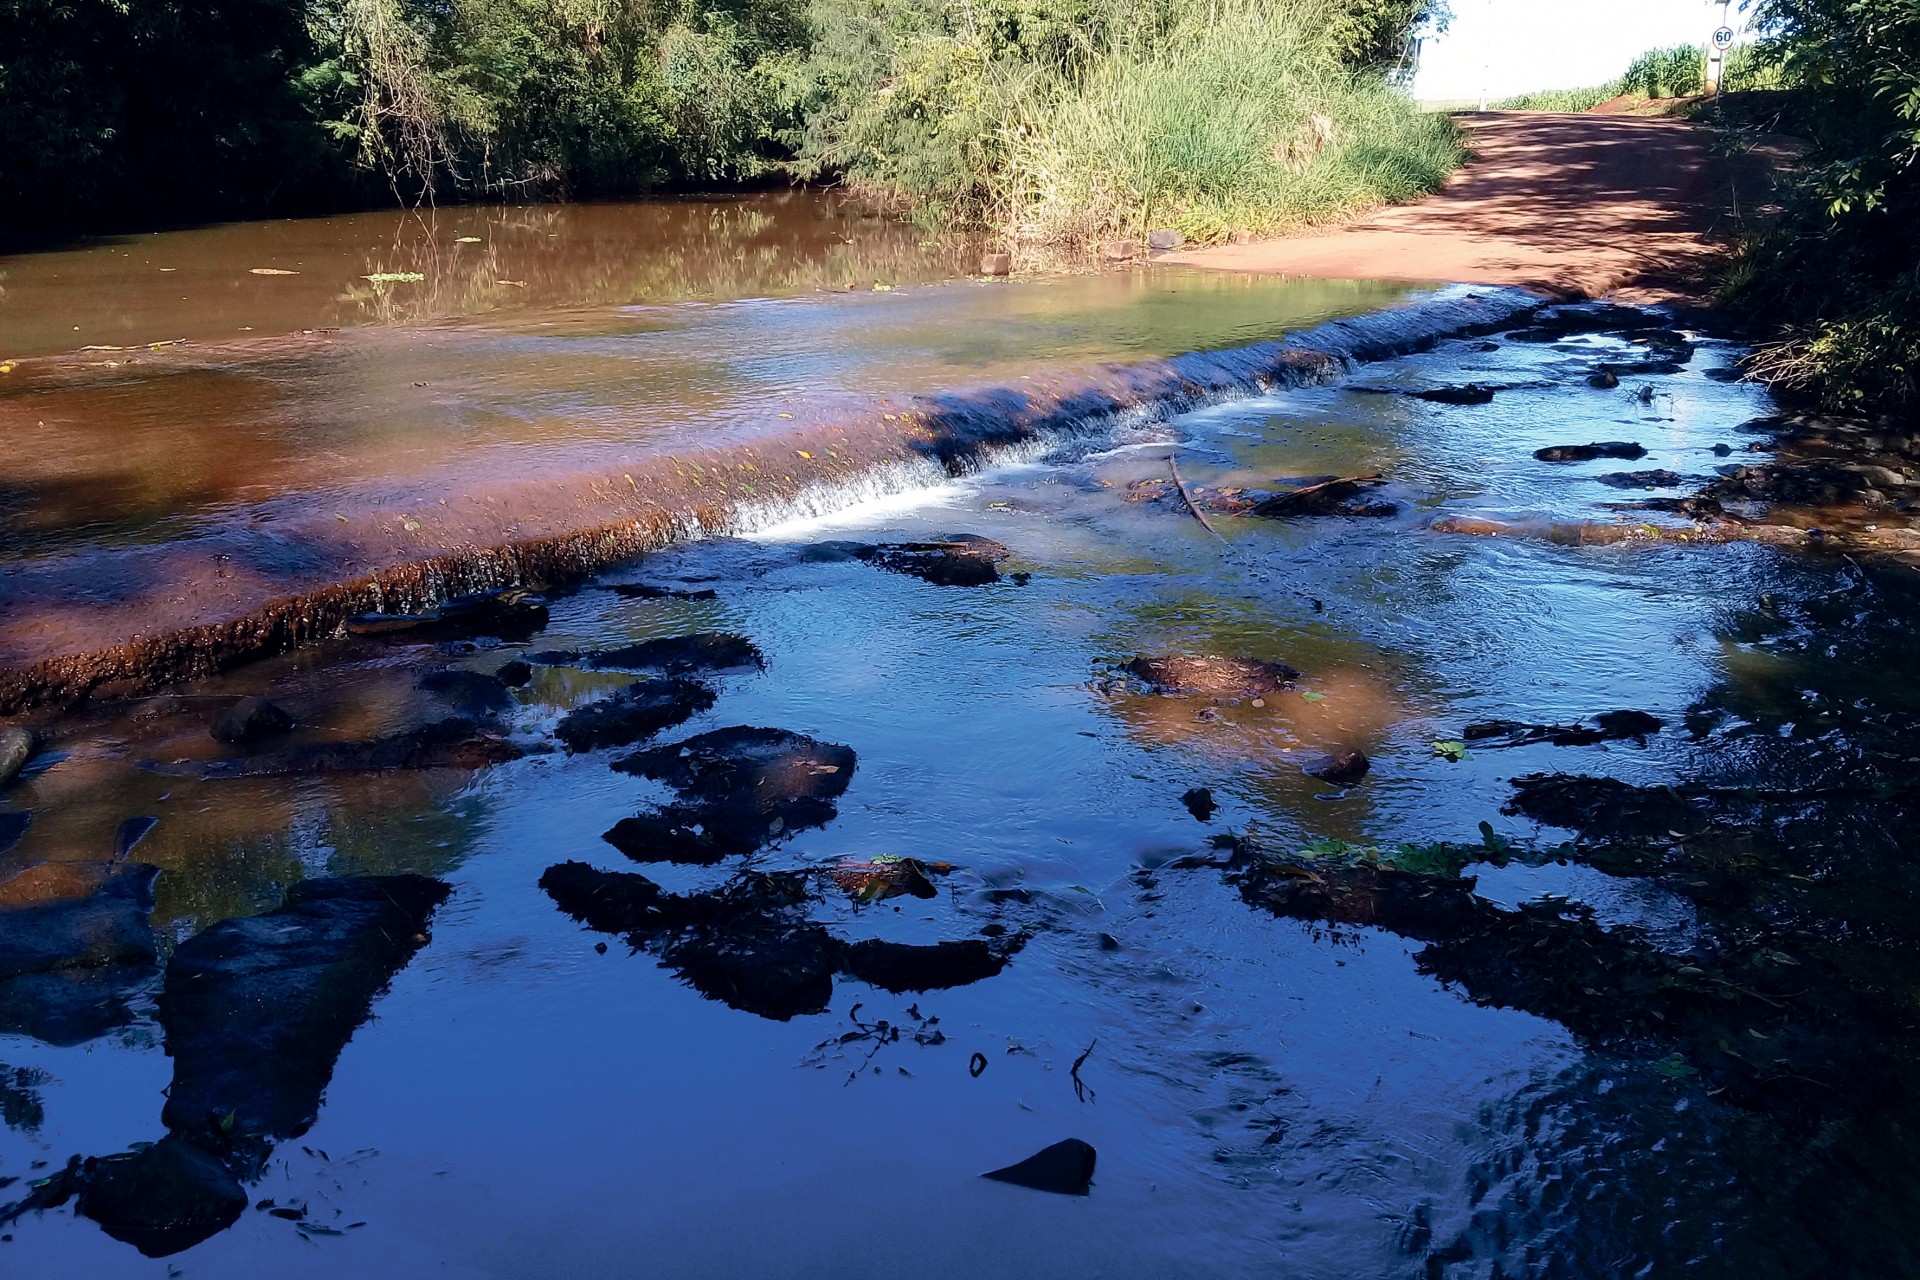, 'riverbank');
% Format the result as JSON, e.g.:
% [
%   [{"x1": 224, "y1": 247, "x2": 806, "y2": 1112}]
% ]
[{"x1": 1159, "y1": 112, "x2": 1729, "y2": 303}]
